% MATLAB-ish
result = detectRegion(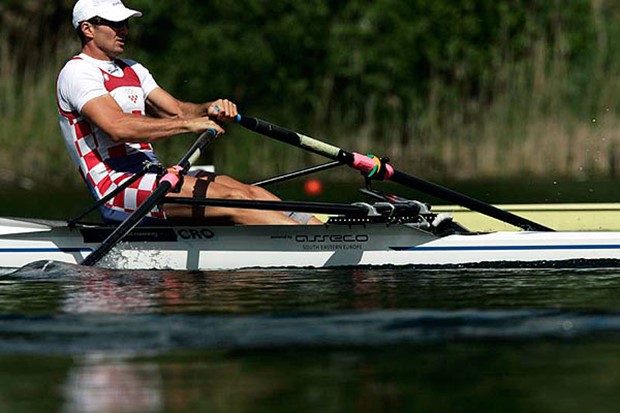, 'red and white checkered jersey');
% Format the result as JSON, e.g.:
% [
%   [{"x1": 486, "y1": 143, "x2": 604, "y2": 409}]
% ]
[{"x1": 56, "y1": 53, "x2": 164, "y2": 220}]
